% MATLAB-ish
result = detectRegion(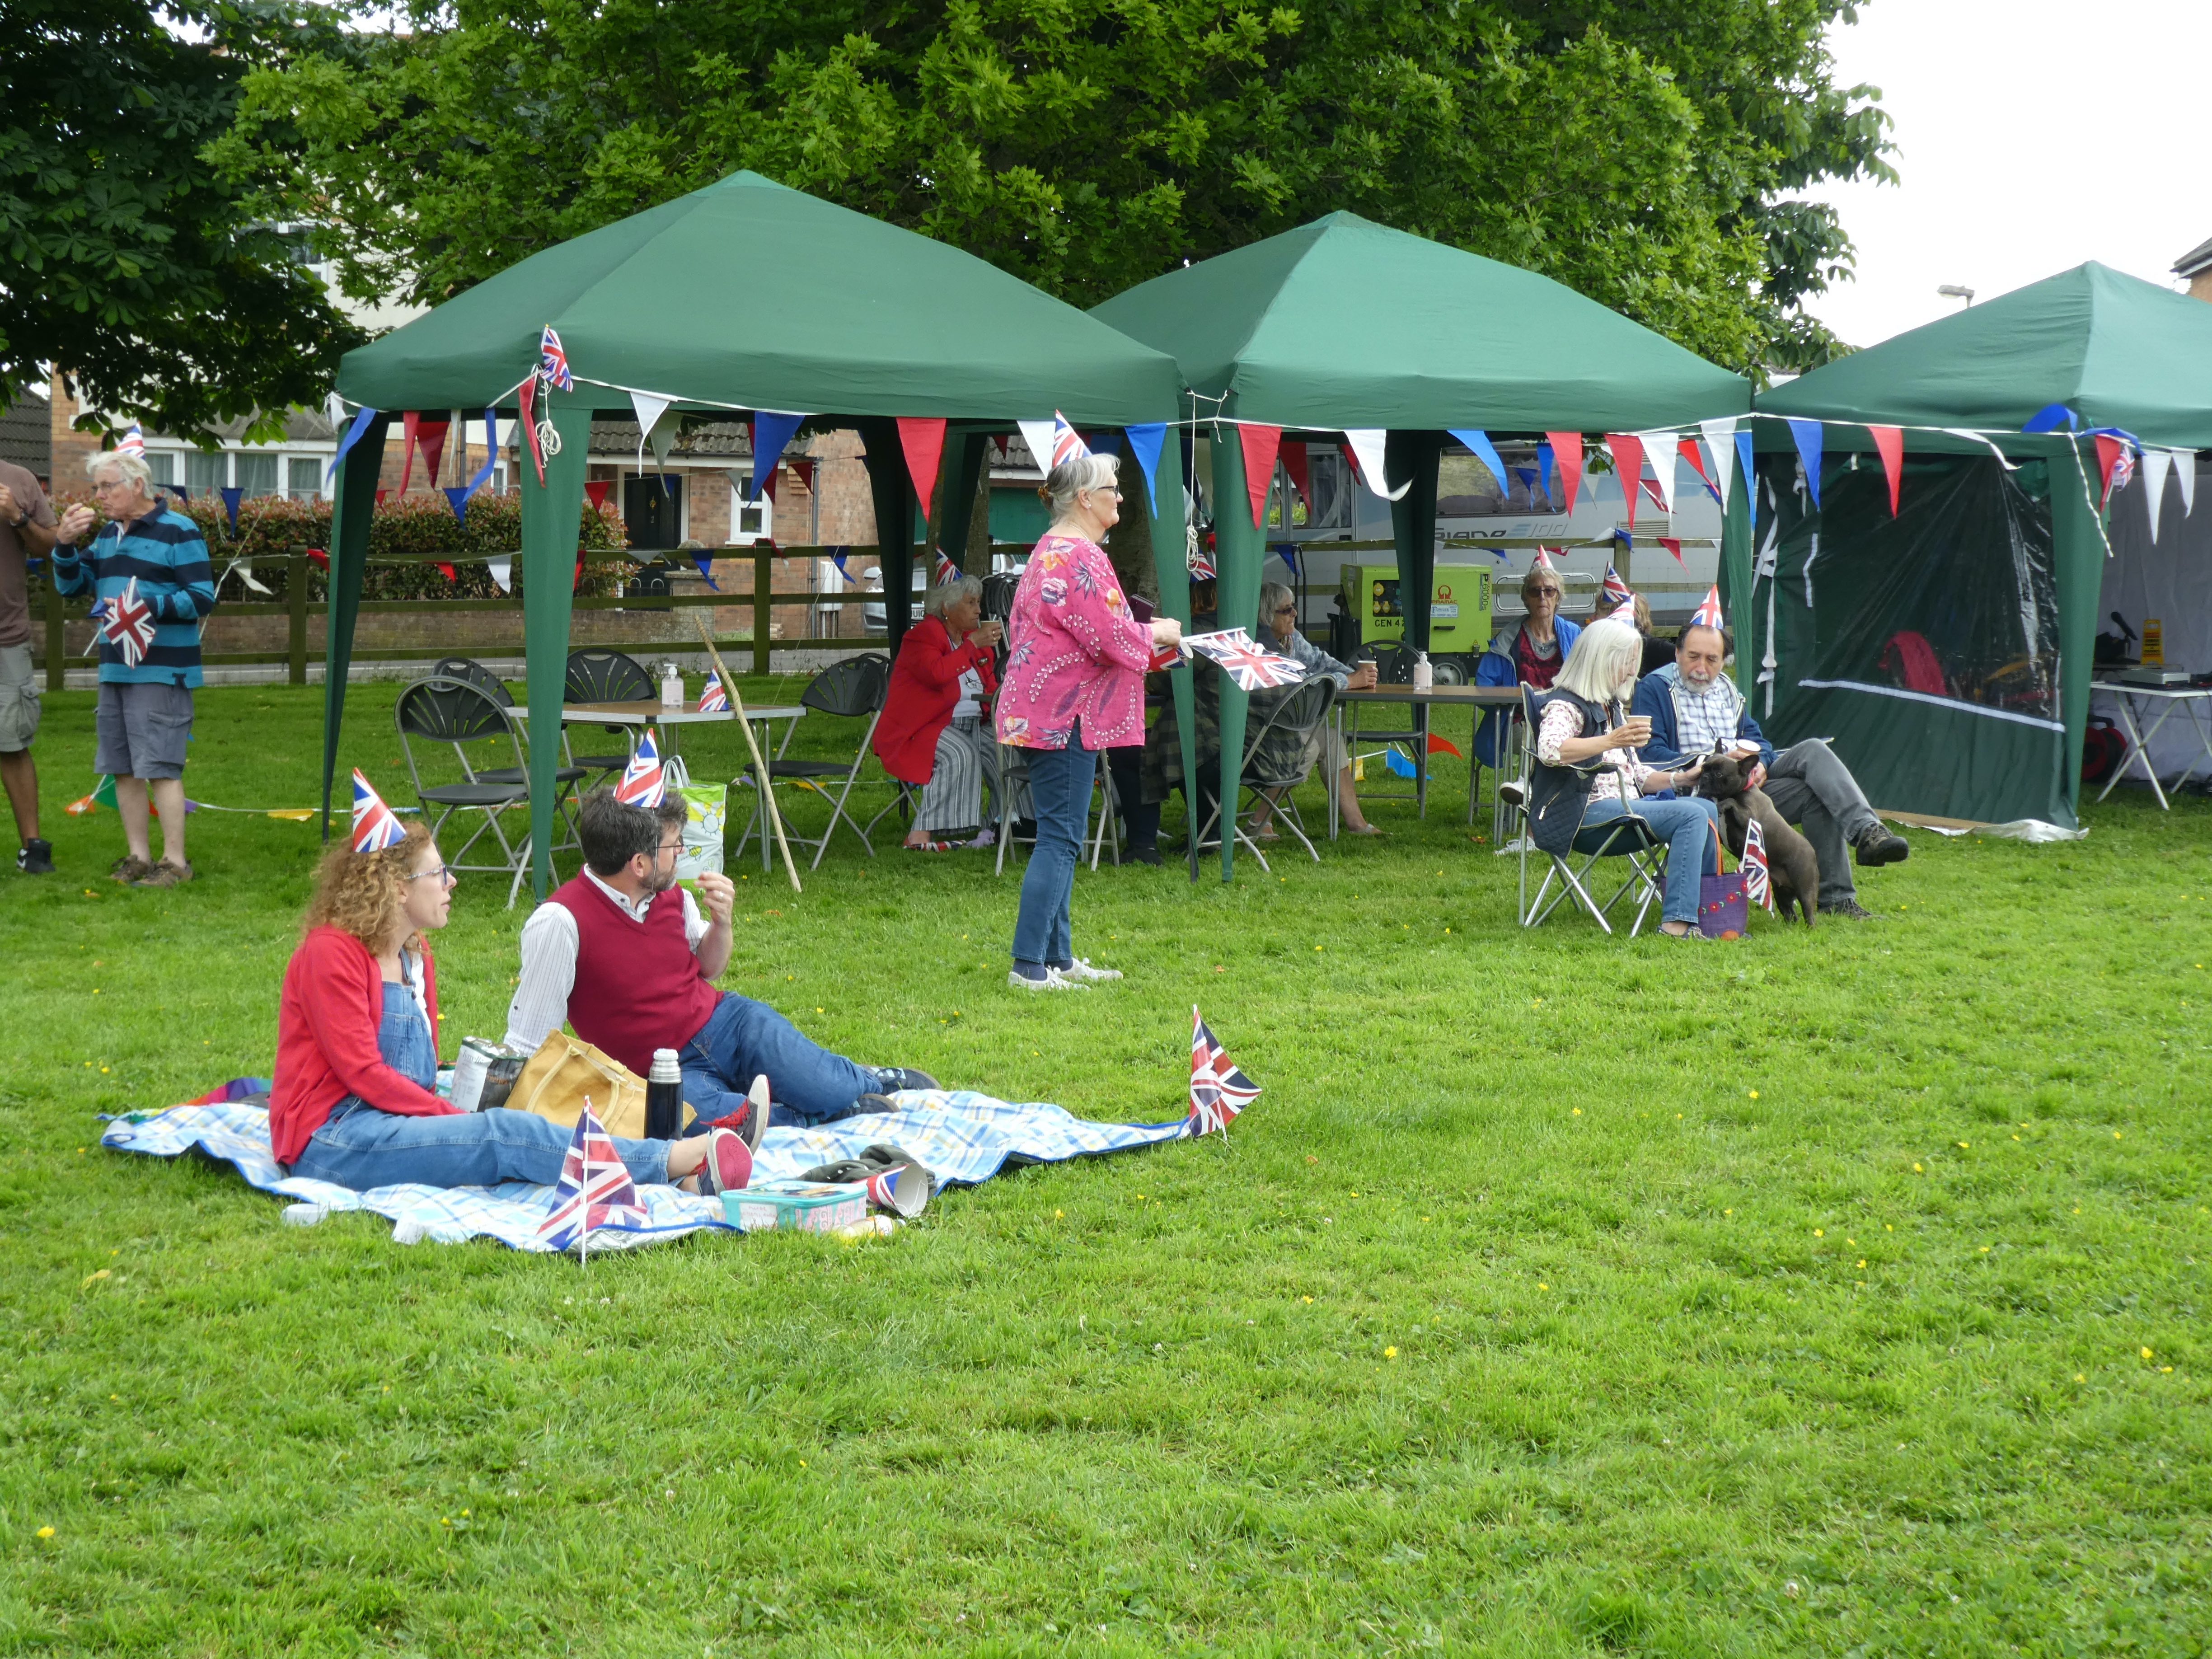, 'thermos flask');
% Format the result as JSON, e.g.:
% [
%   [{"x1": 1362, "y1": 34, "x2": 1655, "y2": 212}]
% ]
[{"x1": 646, "y1": 1048, "x2": 684, "y2": 1139}]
